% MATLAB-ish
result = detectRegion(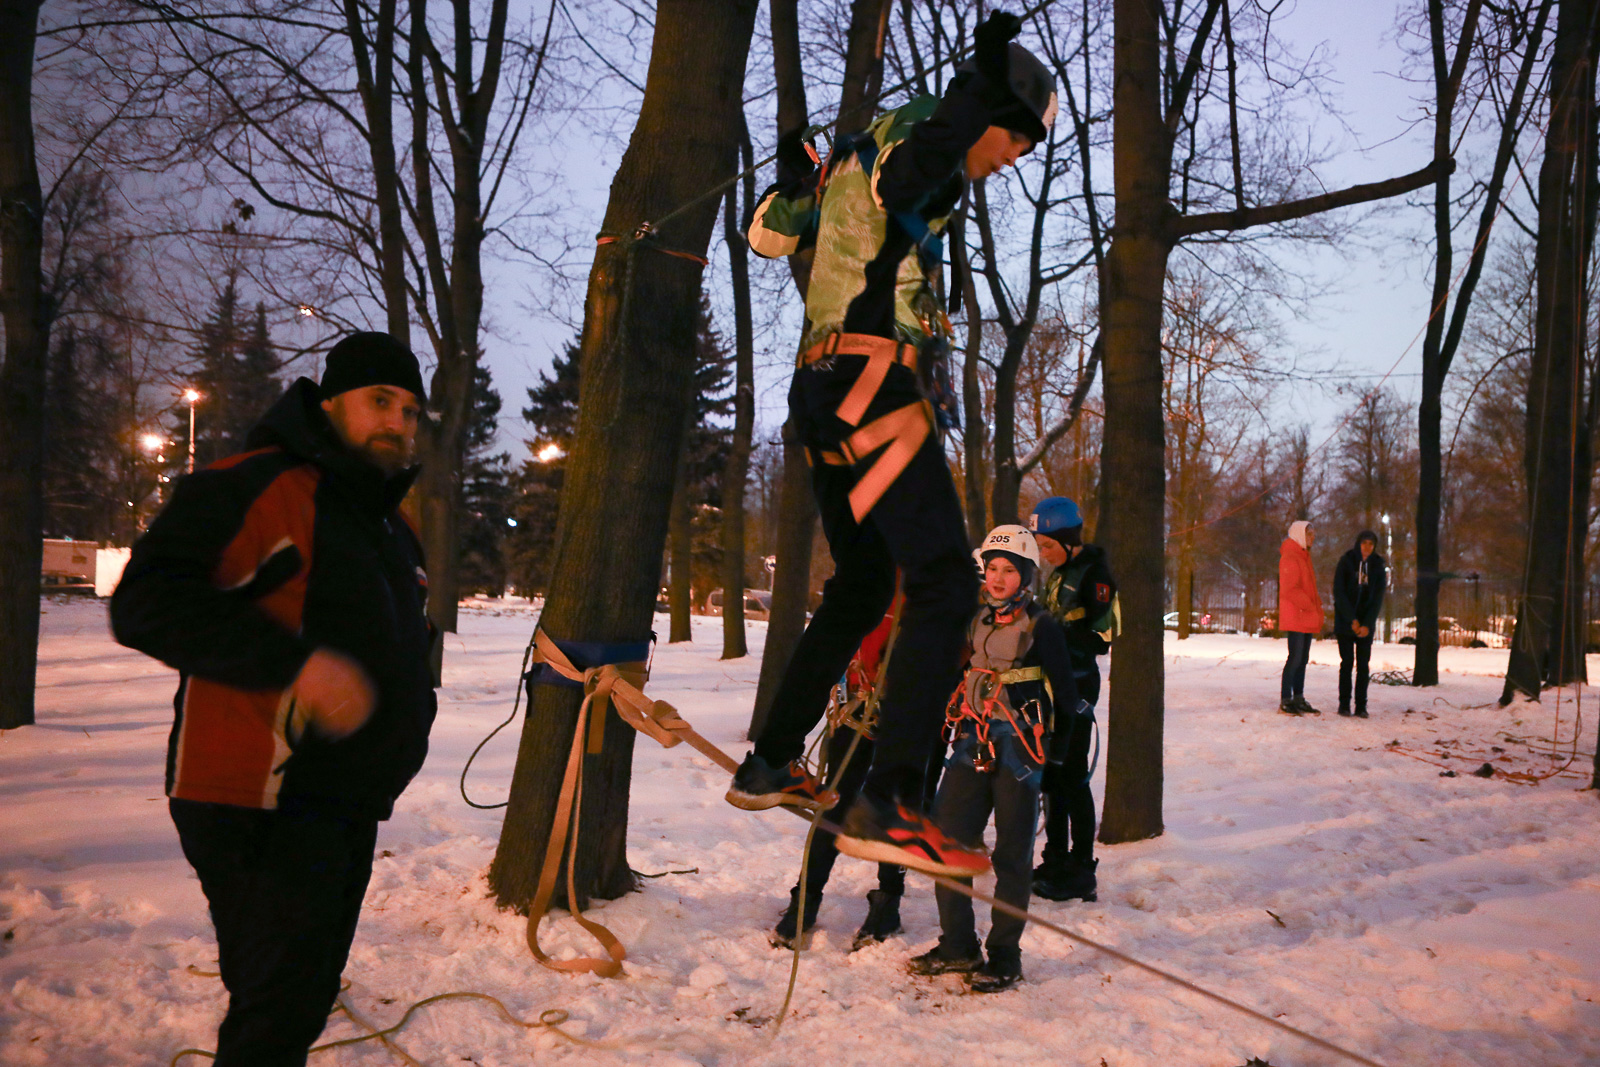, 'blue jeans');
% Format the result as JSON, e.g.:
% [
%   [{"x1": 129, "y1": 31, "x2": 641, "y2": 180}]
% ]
[{"x1": 1281, "y1": 631, "x2": 1313, "y2": 702}]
